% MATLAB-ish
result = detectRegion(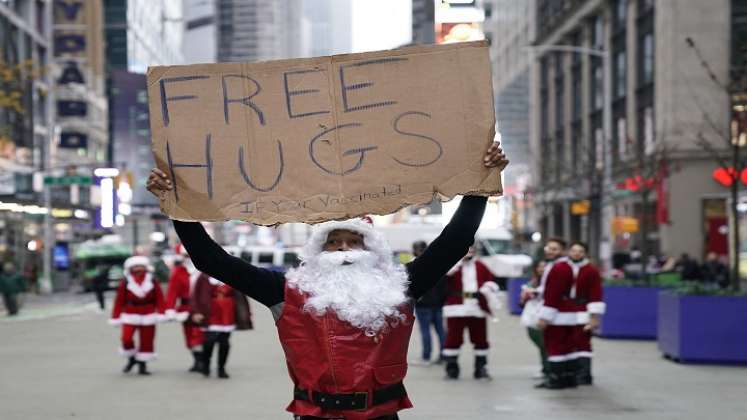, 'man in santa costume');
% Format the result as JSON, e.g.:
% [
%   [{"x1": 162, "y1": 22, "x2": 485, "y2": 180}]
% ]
[
  {"x1": 165, "y1": 244, "x2": 205, "y2": 372},
  {"x1": 147, "y1": 142, "x2": 507, "y2": 419},
  {"x1": 109, "y1": 256, "x2": 166, "y2": 375},
  {"x1": 536, "y1": 239, "x2": 586, "y2": 390},
  {"x1": 565, "y1": 241, "x2": 605, "y2": 385},
  {"x1": 442, "y1": 245, "x2": 499, "y2": 380},
  {"x1": 191, "y1": 272, "x2": 252, "y2": 379}
]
